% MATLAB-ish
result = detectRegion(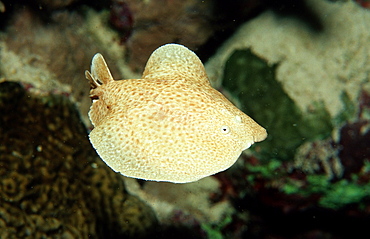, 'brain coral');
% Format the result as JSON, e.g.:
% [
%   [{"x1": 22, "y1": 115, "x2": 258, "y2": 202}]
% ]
[{"x1": 0, "y1": 81, "x2": 157, "y2": 238}]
